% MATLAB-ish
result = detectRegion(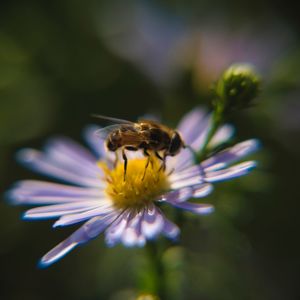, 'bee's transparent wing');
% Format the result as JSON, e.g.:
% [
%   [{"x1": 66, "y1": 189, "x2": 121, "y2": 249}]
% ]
[
  {"x1": 92, "y1": 114, "x2": 136, "y2": 140},
  {"x1": 94, "y1": 124, "x2": 124, "y2": 140}
]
